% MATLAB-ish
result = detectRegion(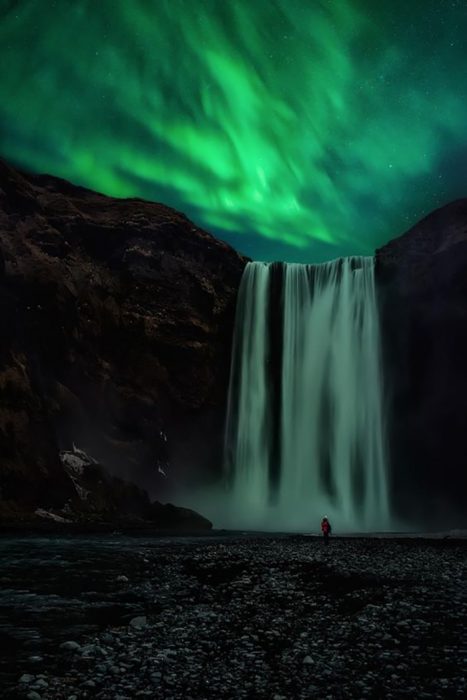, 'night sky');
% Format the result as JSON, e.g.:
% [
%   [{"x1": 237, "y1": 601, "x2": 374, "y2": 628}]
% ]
[{"x1": 1, "y1": 0, "x2": 467, "y2": 262}]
